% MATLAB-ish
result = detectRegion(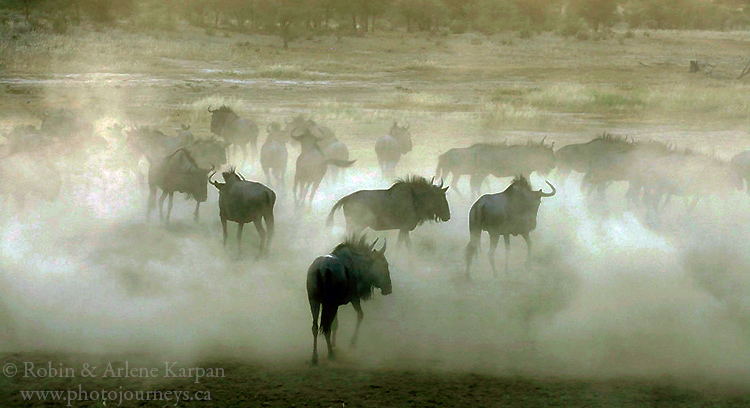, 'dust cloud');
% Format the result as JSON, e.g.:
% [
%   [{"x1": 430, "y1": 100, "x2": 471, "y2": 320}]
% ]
[{"x1": 1, "y1": 90, "x2": 750, "y2": 391}]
